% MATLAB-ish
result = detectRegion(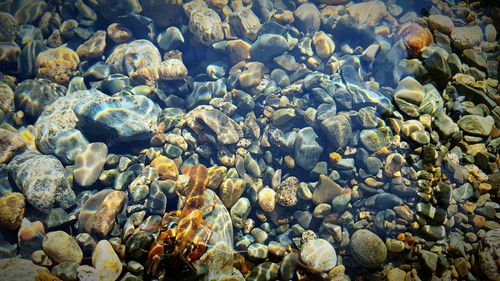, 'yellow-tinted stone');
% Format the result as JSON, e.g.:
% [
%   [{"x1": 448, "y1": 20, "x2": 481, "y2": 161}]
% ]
[
  {"x1": 150, "y1": 155, "x2": 178, "y2": 180},
  {"x1": 0, "y1": 192, "x2": 25, "y2": 230},
  {"x1": 329, "y1": 152, "x2": 342, "y2": 163},
  {"x1": 207, "y1": 165, "x2": 227, "y2": 189},
  {"x1": 313, "y1": 31, "x2": 335, "y2": 59},
  {"x1": 36, "y1": 47, "x2": 79, "y2": 84}
]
